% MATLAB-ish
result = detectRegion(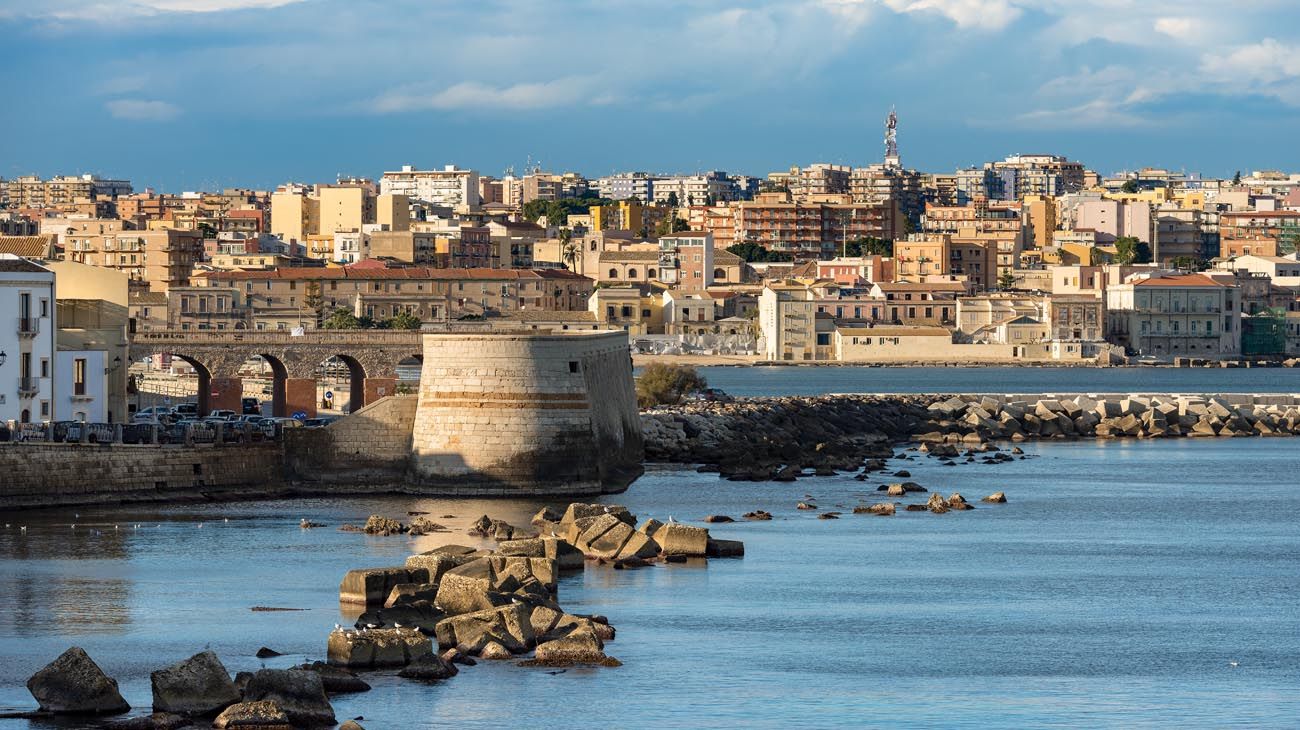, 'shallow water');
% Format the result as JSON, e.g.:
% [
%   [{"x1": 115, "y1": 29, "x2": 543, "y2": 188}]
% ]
[
  {"x1": 693, "y1": 365, "x2": 1300, "y2": 396},
  {"x1": 2, "y1": 439, "x2": 1298, "y2": 728}
]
